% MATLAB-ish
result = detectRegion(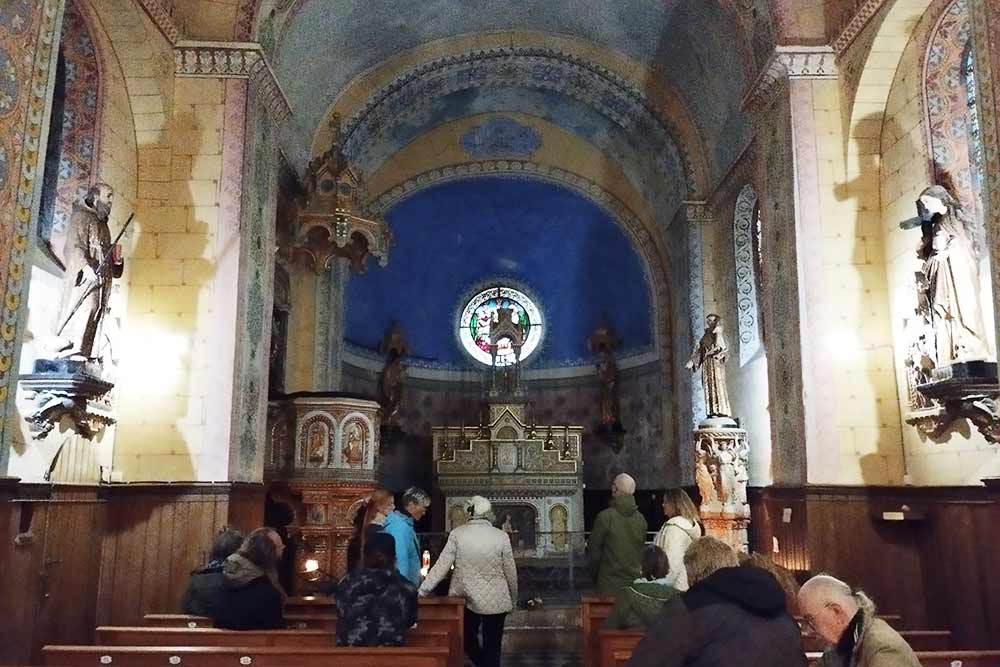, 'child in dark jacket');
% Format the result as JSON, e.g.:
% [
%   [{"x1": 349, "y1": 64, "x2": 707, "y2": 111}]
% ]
[
  {"x1": 213, "y1": 528, "x2": 287, "y2": 630},
  {"x1": 181, "y1": 528, "x2": 243, "y2": 617}
]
